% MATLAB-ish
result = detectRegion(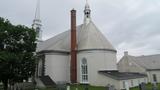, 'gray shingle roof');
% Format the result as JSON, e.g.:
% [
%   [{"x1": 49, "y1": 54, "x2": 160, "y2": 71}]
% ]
[
  {"x1": 99, "y1": 70, "x2": 147, "y2": 80},
  {"x1": 37, "y1": 21, "x2": 116, "y2": 52},
  {"x1": 128, "y1": 54, "x2": 160, "y2": 70}
]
